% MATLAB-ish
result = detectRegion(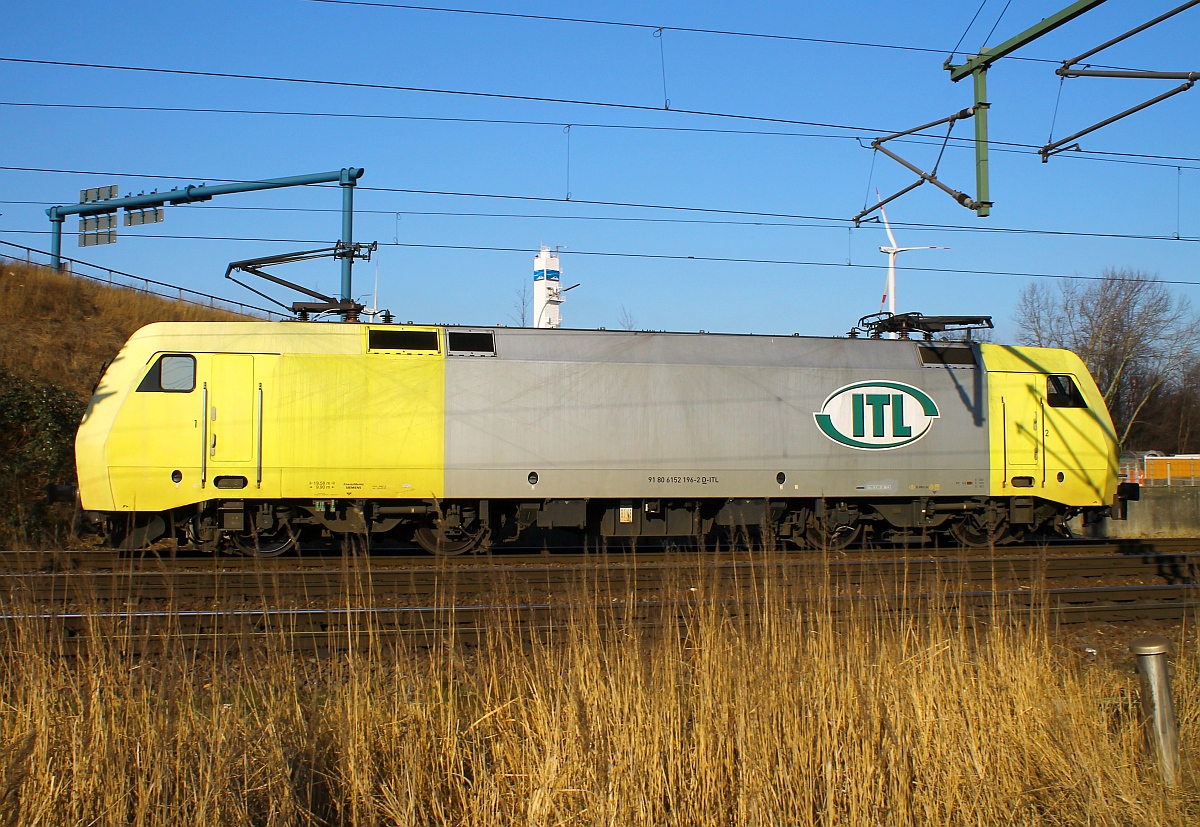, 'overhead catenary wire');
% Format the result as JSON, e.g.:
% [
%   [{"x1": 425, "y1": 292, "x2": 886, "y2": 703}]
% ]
[
  {"x1": 653, "y1": 28, "x2": 670, "y2": 110},
  {"x1": 7, "y1": 196, "x2": 1200, "y2": 244},
  {"x1": 980, "y1": 0, "x2": 1015, "y2": 52},
  {"x1": 3, "y1": 100, "x2": 1196, "y2": 171},
  {"x1": 0, "y1": 54, "x2": 1156, "y2": 134},
  {"x1": 7, "y1": 197, "x2": 1200, "y2": 245},
  {"x1": 0, "y1": 56, "x2": 905, "y2": 133},
  {"x1": 0, "y1": 99, "x2": 885, "y2": 140},
  {"x1": 564, "y1": 125, "x2": 572, "y2": 200},
  {"x1": 861, "y1": 149, "x2": 879, "y2": 212},
  {"x1": 4, "y1": 12, "x2": 1190, "y2": 304},
  {"x1": 949, "y1": 0, "x2": 992, "y2": 61},
  {"x1": 3, "y1": 228, "x2": 1198, "y2": 287},
  {"x1": 309, "y1": 0, "x2": 954, "y2": 54},
  {"x1": 300, "y1": 0, "x2": 1144, "y2": 69},
  {"x1": 1047, "y1": 75, "x2": 1067, "y2": 145},
  {"x1": 1177, "y1": 166, "x2": 1184, "y2": 240},
  {"x1": 359, "y1": 185, "x2": 1200, "y2": 241},
  {"x1": 3, "y1": 166, "x2": 1199, "y2": 244}
]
